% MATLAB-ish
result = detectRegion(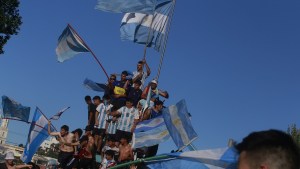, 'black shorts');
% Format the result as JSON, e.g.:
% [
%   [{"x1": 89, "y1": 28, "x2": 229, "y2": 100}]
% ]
[
  {"x1": 93, "y1": 128, "x2": 106, "y2": 137},
  {"x1": 115, "y1": 130, "x2": 132, "y2": 142},
  {"x1": 58, "y1": 151, "x2": 74, "y2": 168}
]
